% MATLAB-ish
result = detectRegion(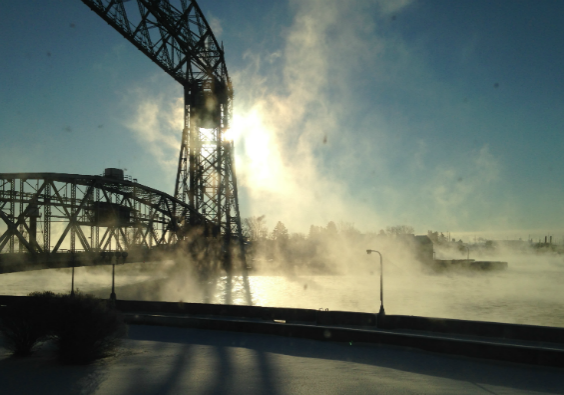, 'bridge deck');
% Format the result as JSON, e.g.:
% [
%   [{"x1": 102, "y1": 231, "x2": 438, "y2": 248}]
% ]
[{"x1": 0, "y1": 248, "x2": 176, "y2": 274}]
